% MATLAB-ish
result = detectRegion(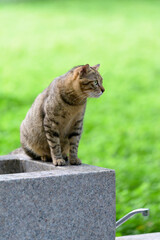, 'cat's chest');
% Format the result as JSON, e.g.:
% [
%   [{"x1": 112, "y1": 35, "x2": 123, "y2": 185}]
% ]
[
  {"x1": 49, "y1": 102, "x2": 85, "y2": 137},
  {"x1": 58, "y1": 108, "x2": 84, "y2": 137},
  {"x1": 59, "y1": 113, "x2": 77, "y2": 136}
]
